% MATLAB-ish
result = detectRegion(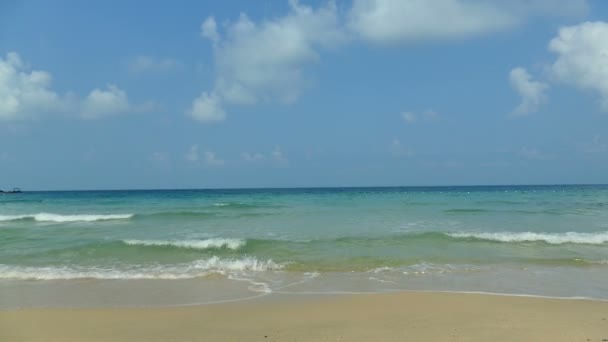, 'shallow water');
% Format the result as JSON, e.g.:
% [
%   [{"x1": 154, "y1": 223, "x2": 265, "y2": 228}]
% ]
[{"x1": 1, "y1": 185, "x2": 608, "y2": 307}]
